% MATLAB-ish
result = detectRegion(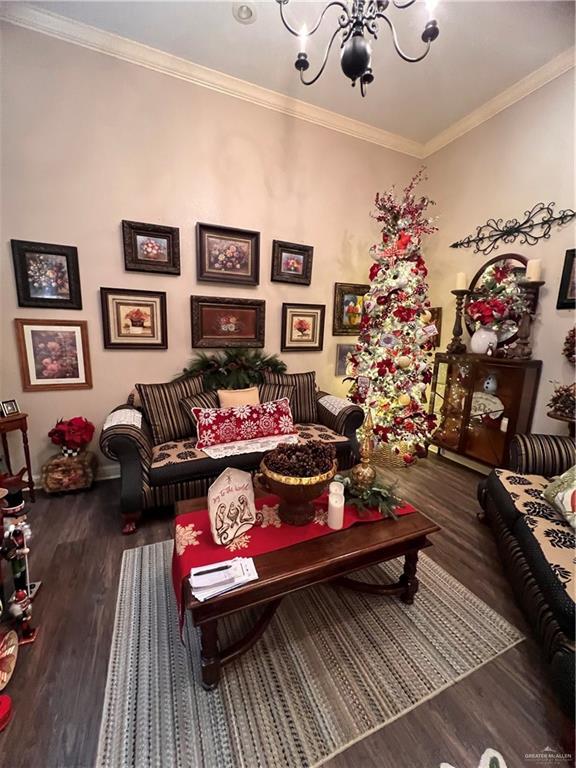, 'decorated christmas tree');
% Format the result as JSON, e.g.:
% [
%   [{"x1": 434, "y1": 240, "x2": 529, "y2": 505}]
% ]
[{"x1": 347, "y1": 169, "x2": 438, "y2": 464}]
